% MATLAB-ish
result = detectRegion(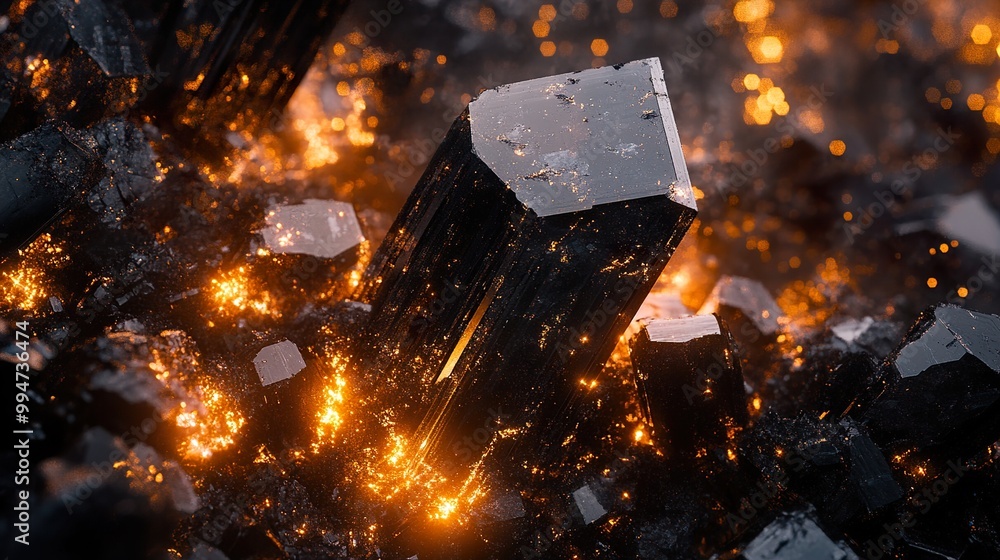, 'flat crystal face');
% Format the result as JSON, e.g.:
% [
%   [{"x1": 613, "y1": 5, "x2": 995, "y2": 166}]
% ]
[
  {"x1": 469, "y1": 58, "x2": 694, "y2": 217},
  {"x1": 572, "y1": 486, "x2": 607, "y2": 525},
  {"x1": 260, "y1": 199, "x2": 364, "y2": 259},
  {"x1": 743, "y1": 513, "x2": 858, "y2": 560},
  {"x1": 253, "y1": 340, "x2": 307, "y2": 386},
  {"x1": 893, "y1": 305, "x2": 1000, "y2": 378},
  {"x1": 644, "y1": 314, "x2": 721, "y2": 343}
]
